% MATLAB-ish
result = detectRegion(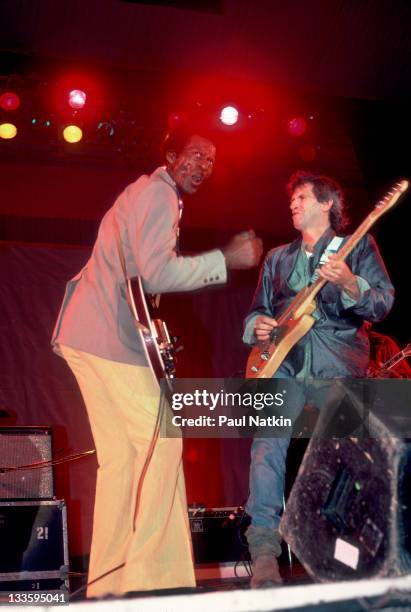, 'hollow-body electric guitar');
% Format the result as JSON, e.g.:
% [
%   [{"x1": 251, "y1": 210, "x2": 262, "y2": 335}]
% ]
[
  {"x1": 127, "y1": 277, "x2": 177, "y2": 389},
  {"x1": 246, "y1": 180, "x2": 409, "y2": 379}
]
